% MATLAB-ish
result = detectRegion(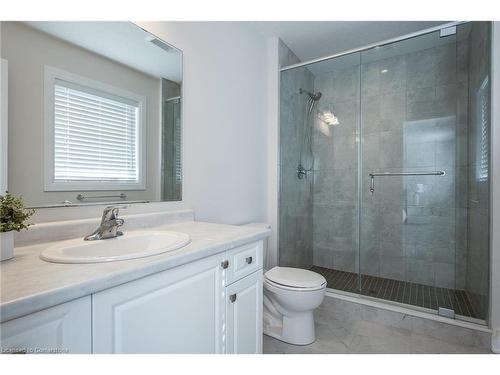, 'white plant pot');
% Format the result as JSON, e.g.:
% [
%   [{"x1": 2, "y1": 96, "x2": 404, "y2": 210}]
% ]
[{"x1": 0, "y1": 230, "x2": 14, "y2": 261}]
